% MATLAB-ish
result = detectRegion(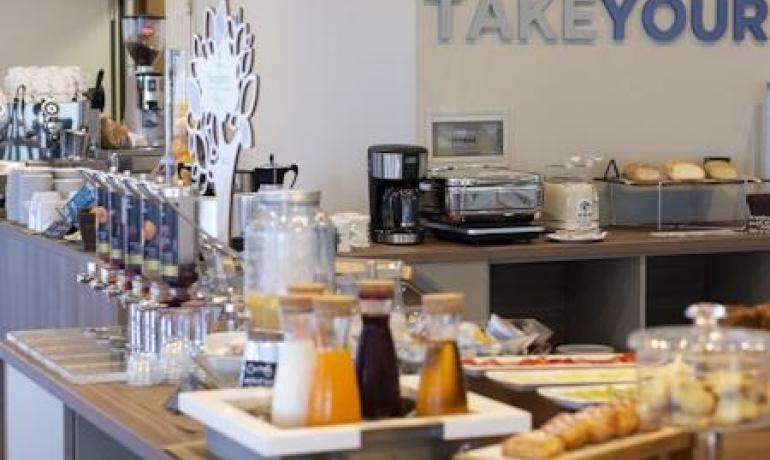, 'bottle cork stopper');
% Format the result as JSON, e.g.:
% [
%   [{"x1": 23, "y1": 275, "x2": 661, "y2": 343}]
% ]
[
  {"x1": 357, "y1": 279, "x2": 394, "y2": 300},
  {"x1": 279, "y1": 294, "x2": 314, "y2": 313},
  {"x1": 313, "y1": 294, "x2": 356, "y2": 316},
  {"x1": 287, "y1": 282, "x2": 327, "y2": 295},
  {"x1": 422, "y1": 292, "x2": 464, "y2": 314}
]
